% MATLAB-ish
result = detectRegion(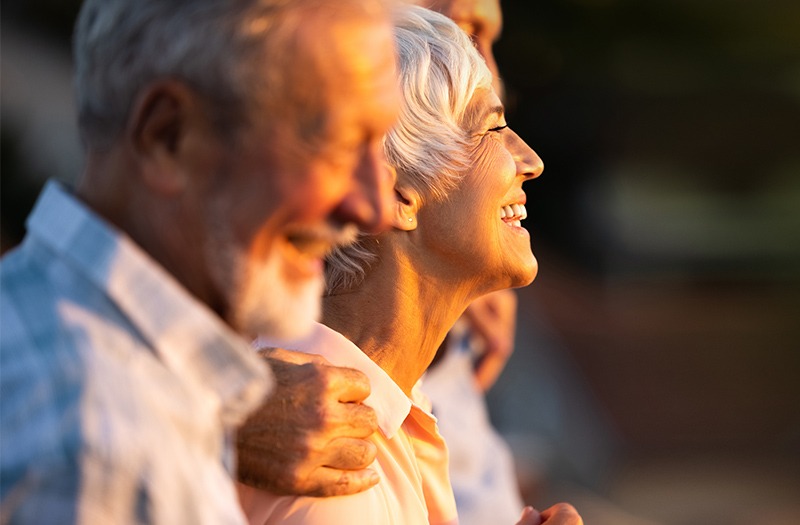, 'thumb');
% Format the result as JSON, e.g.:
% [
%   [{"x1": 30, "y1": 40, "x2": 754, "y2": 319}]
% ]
[{"x1": 514, "y1": 506, "x2": 542, "y2": 525}]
